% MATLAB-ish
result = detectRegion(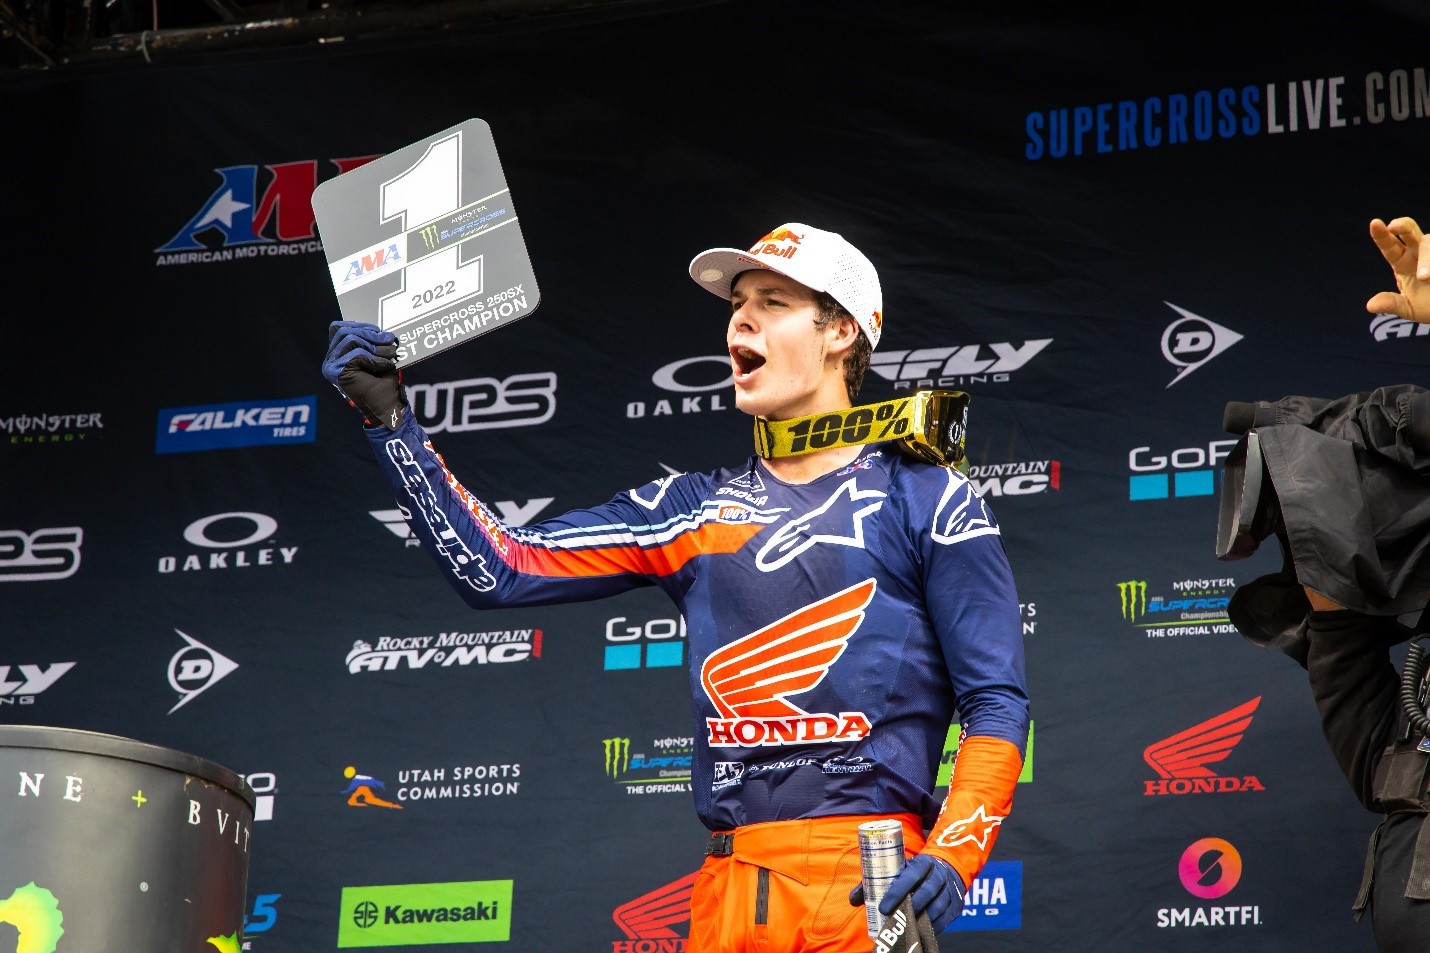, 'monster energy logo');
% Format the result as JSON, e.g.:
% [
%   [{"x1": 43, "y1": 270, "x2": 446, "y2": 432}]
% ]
[
  {"x1": 603, "y1": 737, "x2": 631, "y2": 777},
  {"x1": 1118, "y1": 580, "x2": 1148, "y2": 620},
  {"x1": 419, "y1": 225, "x2": 440, "y2": 250}
]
